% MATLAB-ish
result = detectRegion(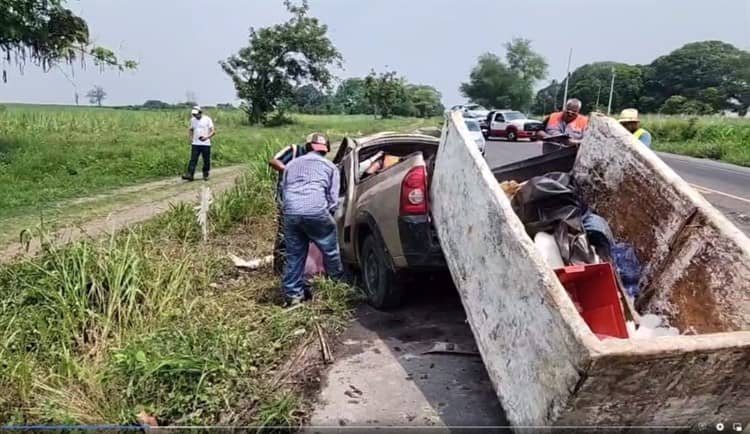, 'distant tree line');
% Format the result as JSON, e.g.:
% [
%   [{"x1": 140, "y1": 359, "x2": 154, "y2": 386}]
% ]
[
  {"x1": 111, "y1": 100, "x2": 238, "y2": 111},
  {"x1": 285, "y1": 72, "x2": 444, "y2": 118},
  {"x1": 531, "y1": 41, "x2": 750, "y2": 116}
]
